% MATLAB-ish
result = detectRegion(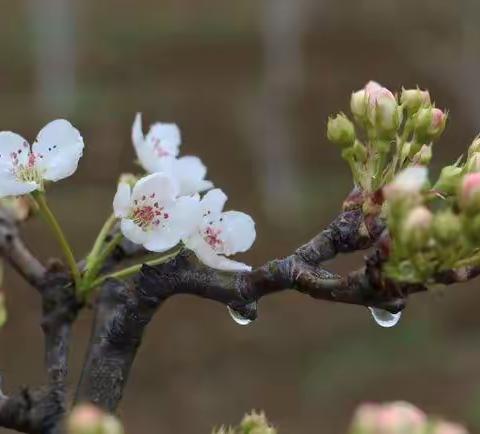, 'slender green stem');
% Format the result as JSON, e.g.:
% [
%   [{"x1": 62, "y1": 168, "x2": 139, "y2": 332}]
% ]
[
  {"x1": 32, "y1": 191, "x2": 81, "y2": 288},
  {"x1": 85, "y1": 214, "x2": 116, "y2": 269},
  {"x1": 82, "y1": 232, "x2": 123, "y2": 288},
  {"x1": 83, "y1": 214, "x2": 120, "y2": 286},
  {"x1": 87, "y1": 248, "x2": 182, "y2": 291}
]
